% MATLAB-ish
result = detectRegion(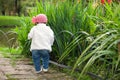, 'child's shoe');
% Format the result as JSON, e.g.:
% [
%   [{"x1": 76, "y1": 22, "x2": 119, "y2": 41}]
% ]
[
  {"x1": 36, "y1": 68, "x2": 42, "y2": 74},
  {"x1": 36, "y1": 70, "x2": 42, "y2": 74},
  {"x1": 43, "y1": 68, "x2": 48, "y2": 73}
]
